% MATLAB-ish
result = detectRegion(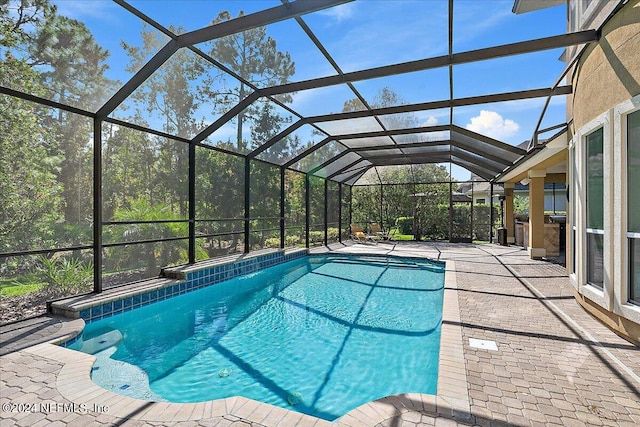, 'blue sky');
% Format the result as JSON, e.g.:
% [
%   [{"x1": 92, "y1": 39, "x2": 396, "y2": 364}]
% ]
[{"x1": 51, "y1": 0, "x2": 568, "y2": 181}]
